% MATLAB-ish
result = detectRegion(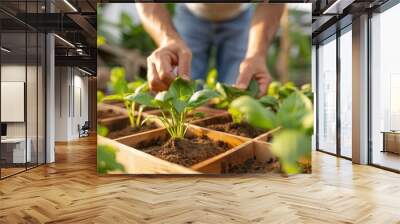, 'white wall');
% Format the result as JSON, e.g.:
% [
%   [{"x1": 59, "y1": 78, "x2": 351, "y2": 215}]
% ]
[{"x1": 54, "y1": 67, "x2": 89, "y2": 141}]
